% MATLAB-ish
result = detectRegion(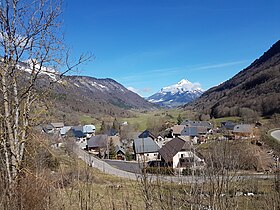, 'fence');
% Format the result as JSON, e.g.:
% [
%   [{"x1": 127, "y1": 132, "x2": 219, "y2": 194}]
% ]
[{"x1": 72, "y1": 144, "x2": 138, "y2": 180}]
